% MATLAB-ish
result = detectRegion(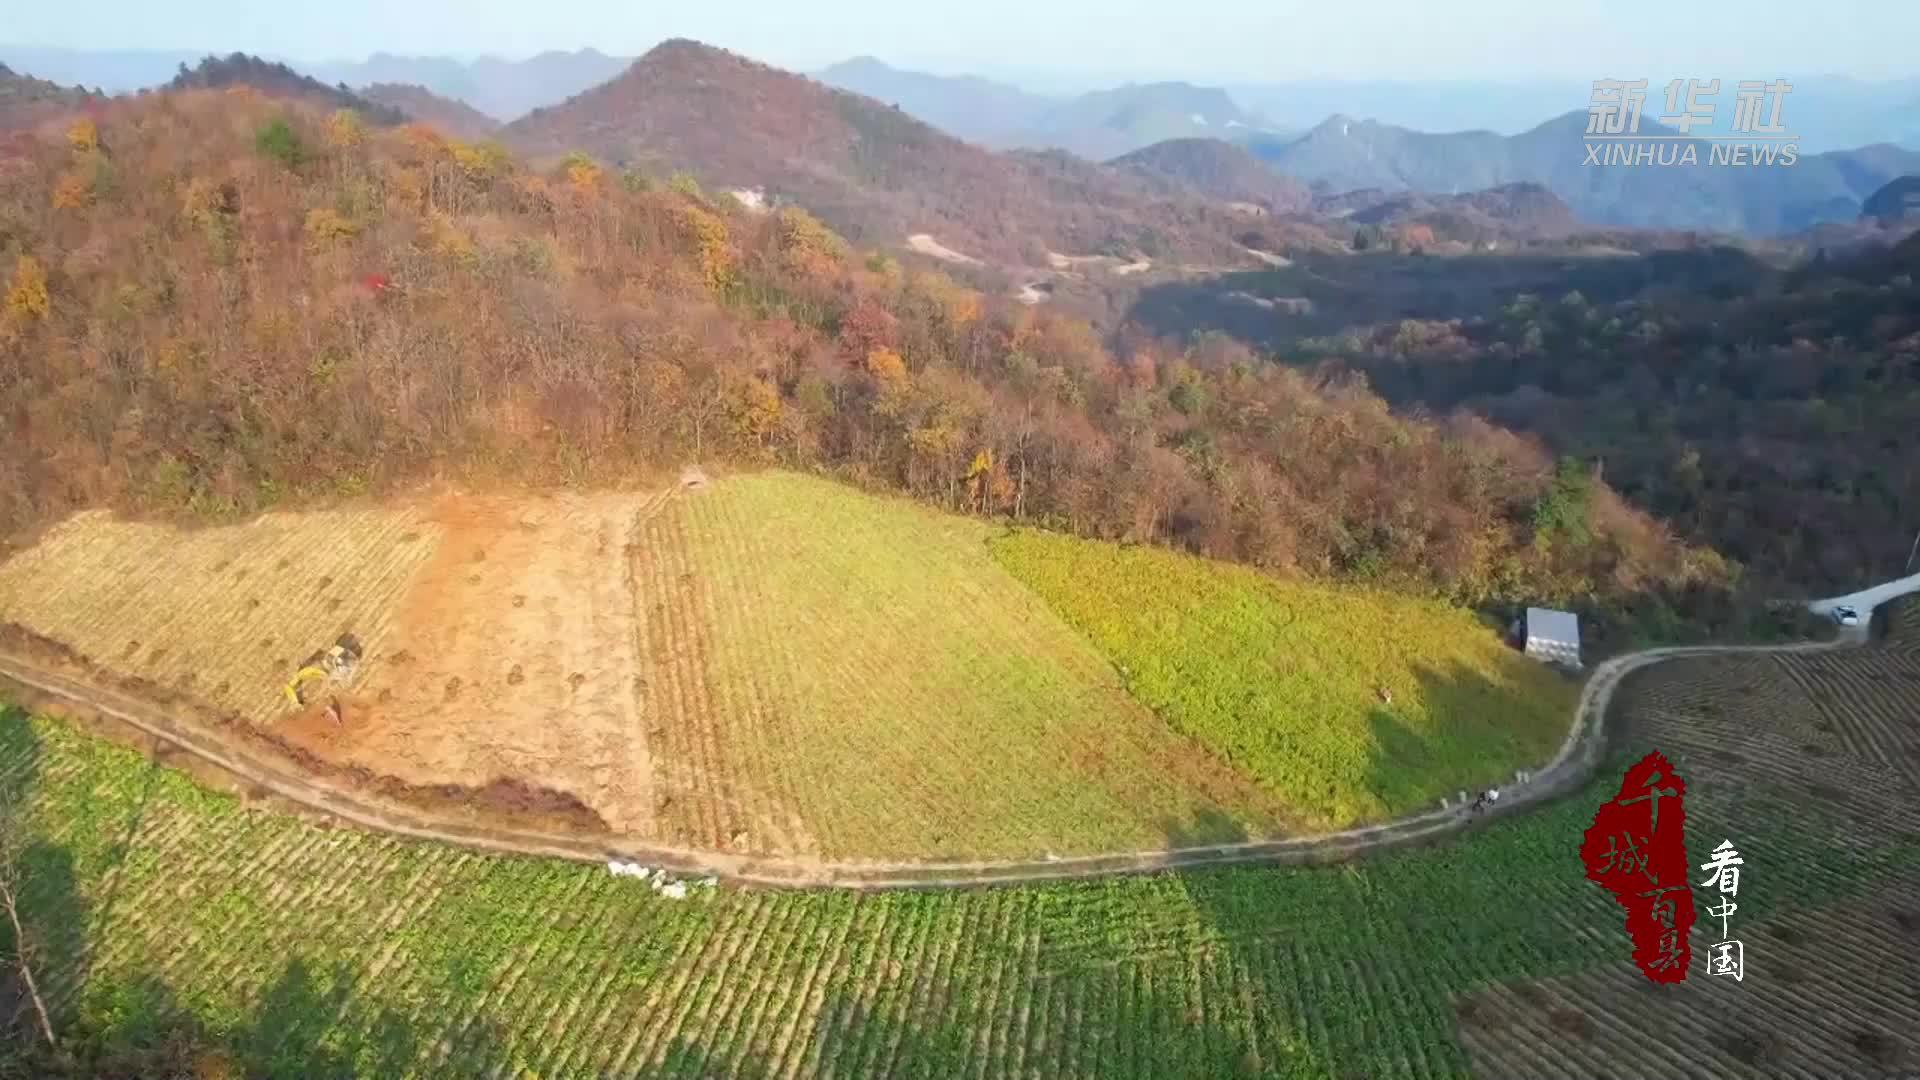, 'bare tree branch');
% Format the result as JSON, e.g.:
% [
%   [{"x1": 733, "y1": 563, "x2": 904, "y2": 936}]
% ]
[{"x1": 0, "y1": 792, "x2": 56, "y2": 1049}]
